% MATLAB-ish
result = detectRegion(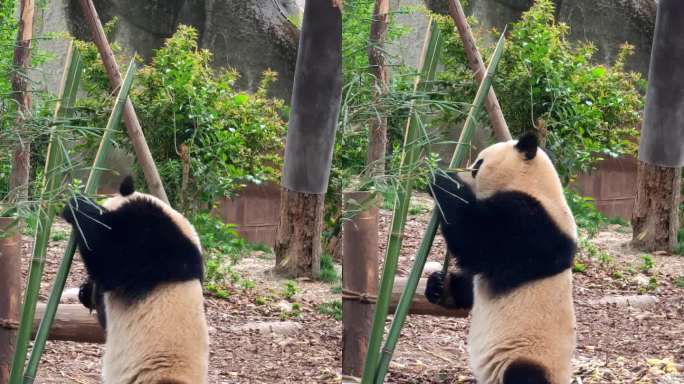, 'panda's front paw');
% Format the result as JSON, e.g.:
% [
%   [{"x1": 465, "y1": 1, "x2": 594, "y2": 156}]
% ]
[
  {"x1": 78, "y1": 279, "x2": 96, "y2": 310},
  {"x1": 425, "y1": 271, "x2": 445, "y2": 304}
]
